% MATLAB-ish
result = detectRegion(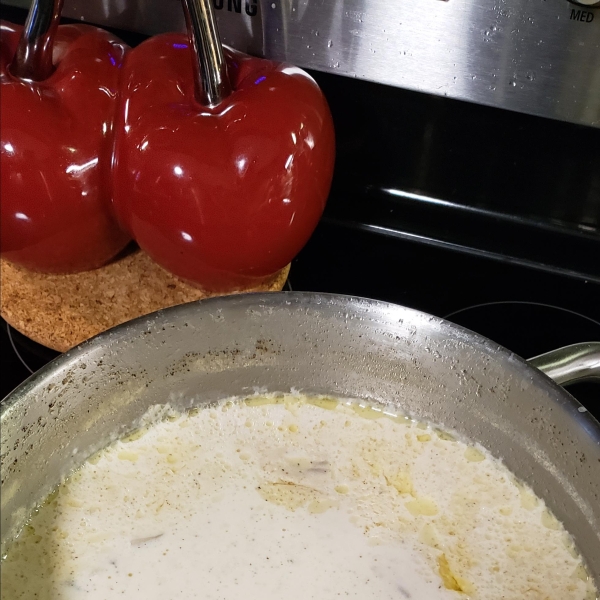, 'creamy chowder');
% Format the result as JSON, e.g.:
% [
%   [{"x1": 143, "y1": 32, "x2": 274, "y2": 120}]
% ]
[{"x1": 1, "y1": 395, "x2": 597, "y2": 599}]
